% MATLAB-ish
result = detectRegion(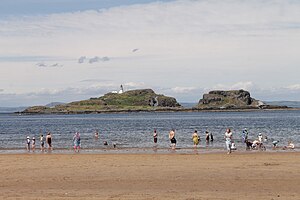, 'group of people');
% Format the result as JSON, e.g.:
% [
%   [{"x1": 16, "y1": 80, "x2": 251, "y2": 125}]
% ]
[
  {"x1": 25, "y1": 132, "x2": 52, "y2": 152},
  {"x1": 152, "y1": 129, "x2": 214, "y2": 150},
  {"x1": 26, "y1": 128, "x2": 295, "y2": 154},
  {"x1": 154, "y1": 128, "x2": 295, "y2": 154}
]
